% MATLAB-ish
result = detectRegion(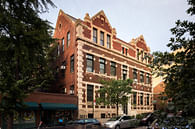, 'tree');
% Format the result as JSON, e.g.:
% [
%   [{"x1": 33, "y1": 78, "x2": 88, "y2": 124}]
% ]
[
  {"x1": 0, "y1": 0, "x2": 55, "y2": 128},
  {"x1": 150, "y1": 0, "x2": 195, "y2": 118},
  {"x1": 96, "y1": 79, "x2": 132, "y2": 116}
]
